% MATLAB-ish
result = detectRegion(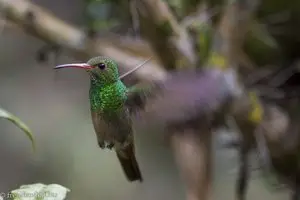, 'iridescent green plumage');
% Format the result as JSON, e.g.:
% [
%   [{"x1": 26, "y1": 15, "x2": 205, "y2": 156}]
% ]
[
  {"x1": 87, "y1": 57, "x2": 120, "y2": 85},
  {"x1": 87, "y1": 57, "x2": 128, "y2": 113},
  {"x1": 89, "y1": 75, "x2": 127, "y2": 112},
  {"x1": 54, "y1": 56, "x2": 143, "y2": 182}
]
